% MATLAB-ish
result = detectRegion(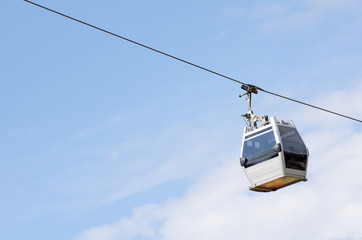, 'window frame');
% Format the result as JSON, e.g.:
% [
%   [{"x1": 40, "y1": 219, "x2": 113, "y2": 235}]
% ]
[{"x1": 242, "y1": 127, "x2": 279, "y2": 168}]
